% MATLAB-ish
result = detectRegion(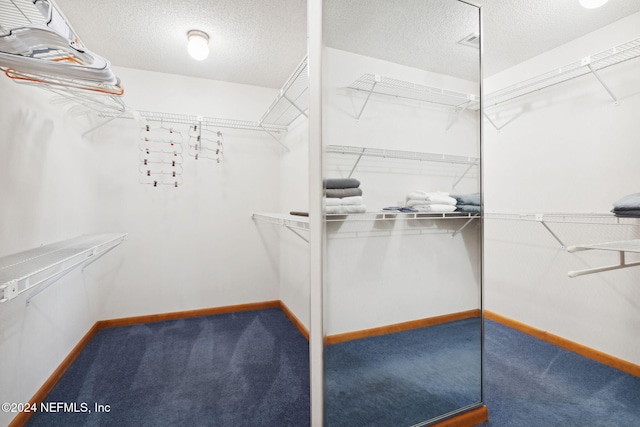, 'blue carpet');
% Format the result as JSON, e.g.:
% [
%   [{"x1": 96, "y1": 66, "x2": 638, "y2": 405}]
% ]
[
  {"x1": 27, "y1": 308, "x2": 310, "y2": 427},
  {"x1": 481, "y1": 320, "x2": 640, "y2": 427},
  {"x1": 325, "y1": 318, "x2": 483, "y2": 427}
]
